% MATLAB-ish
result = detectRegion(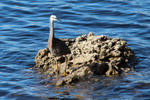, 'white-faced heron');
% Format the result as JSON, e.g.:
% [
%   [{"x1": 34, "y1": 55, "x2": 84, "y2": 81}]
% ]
[{"x1": 48, "y1": 15, "x2": 71, "y2": 80}]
